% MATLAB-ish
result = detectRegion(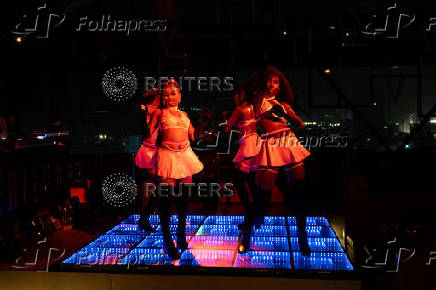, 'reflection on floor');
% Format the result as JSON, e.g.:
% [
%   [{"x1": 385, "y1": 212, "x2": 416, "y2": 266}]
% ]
[{"x1": 61, "y1": 215, "x2": 353, "y2": 271}]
